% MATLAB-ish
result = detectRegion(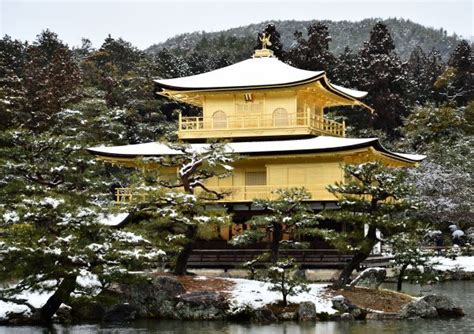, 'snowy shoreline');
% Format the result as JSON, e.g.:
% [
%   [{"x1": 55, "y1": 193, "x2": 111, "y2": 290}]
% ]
[{"x1": 1, "y1": 256, "x2": 472, "y2": 323}]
